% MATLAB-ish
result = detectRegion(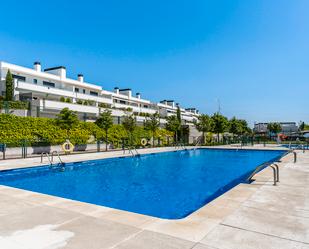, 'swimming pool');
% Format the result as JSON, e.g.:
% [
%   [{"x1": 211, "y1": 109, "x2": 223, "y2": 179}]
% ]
[{"x1": 0, "y1": 149, "x2": 286, "y2": 219}]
